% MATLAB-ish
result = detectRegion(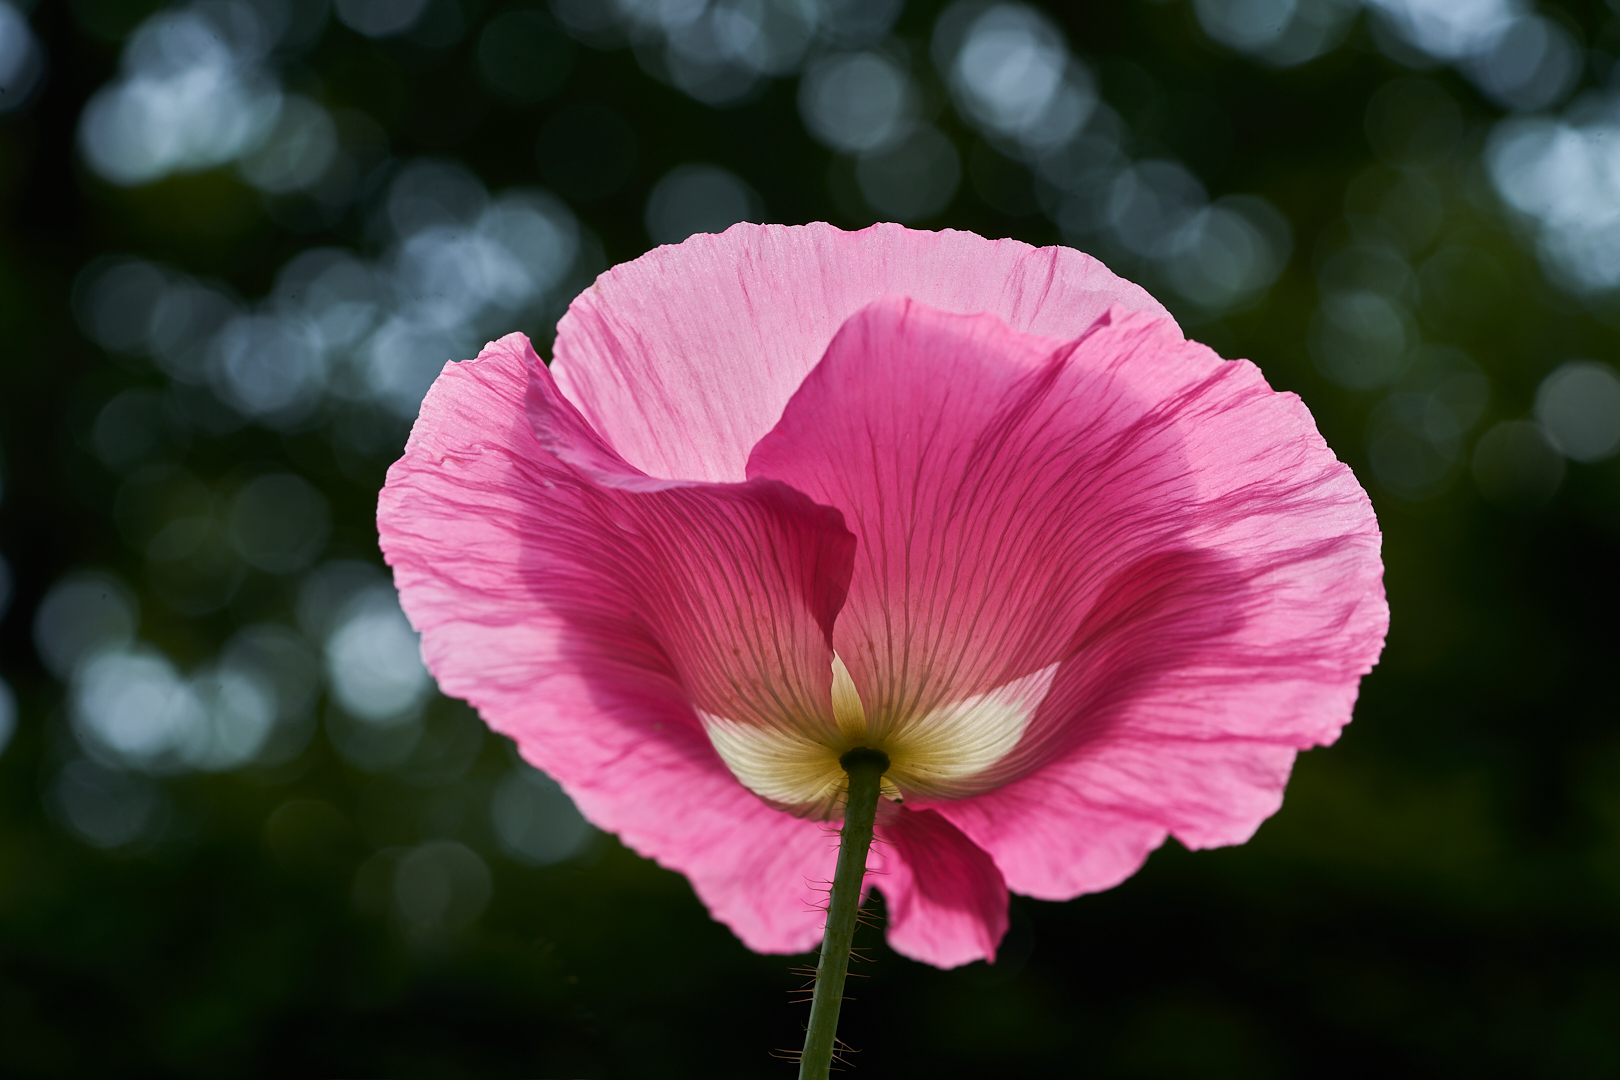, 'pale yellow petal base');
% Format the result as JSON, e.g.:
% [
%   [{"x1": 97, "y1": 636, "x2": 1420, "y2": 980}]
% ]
[{"x1": 701, "y1": 655, "x2": 1059, "y2": 819}]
